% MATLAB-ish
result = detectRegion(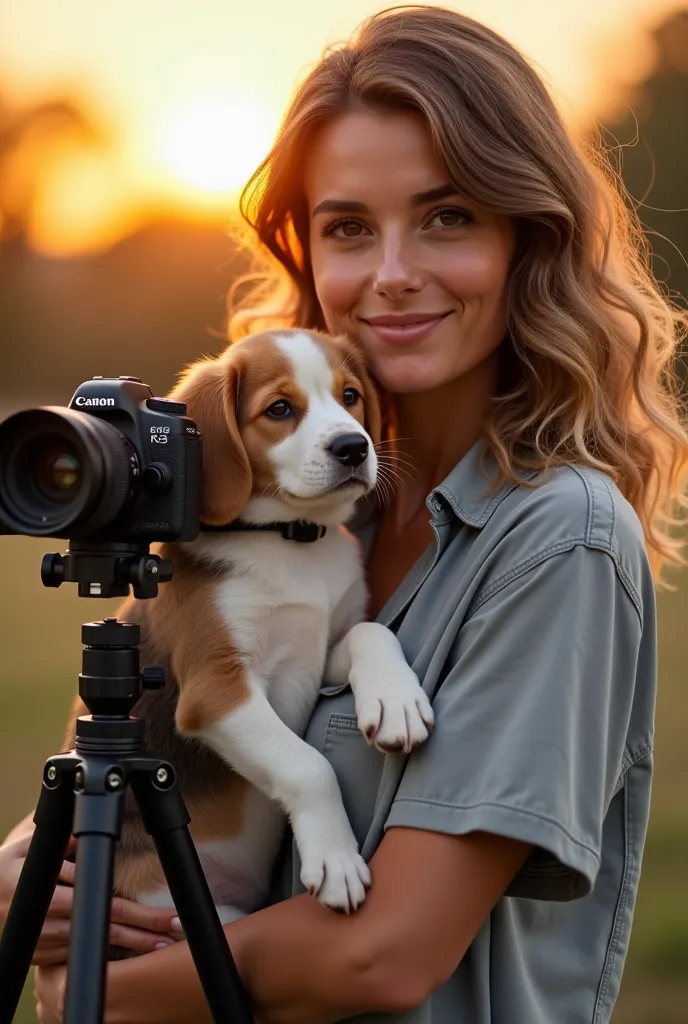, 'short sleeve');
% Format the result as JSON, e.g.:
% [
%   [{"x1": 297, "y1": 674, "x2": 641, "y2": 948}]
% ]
[{"x1": 384, "y1": 544, "x2": 644, "y2": 900}]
